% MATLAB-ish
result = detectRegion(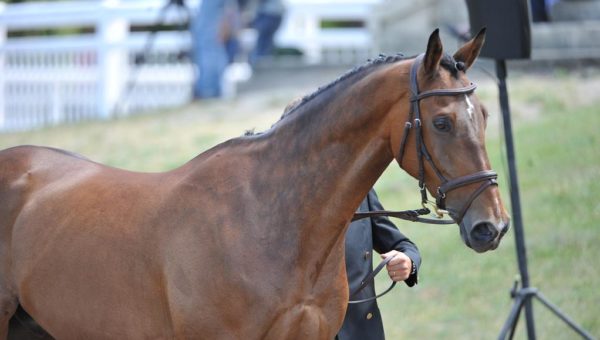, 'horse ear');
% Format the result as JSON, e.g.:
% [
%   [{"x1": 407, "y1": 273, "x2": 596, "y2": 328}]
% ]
[
  {"x1": 453, "y1": 27, "x2": 486, "y2": 71},
  {"x1": 423, "y1": 29, "x2": 443, "y2": 74}
]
